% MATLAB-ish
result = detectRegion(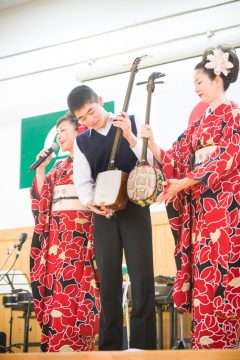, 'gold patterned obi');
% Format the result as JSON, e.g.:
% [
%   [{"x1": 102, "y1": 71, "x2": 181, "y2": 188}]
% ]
[
  {"x1": 51, "y1": 184, "x2": 87, "y2": 211},
  {"x1": 194, "y1": 145, "x2": 217, "y2": 167}
]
